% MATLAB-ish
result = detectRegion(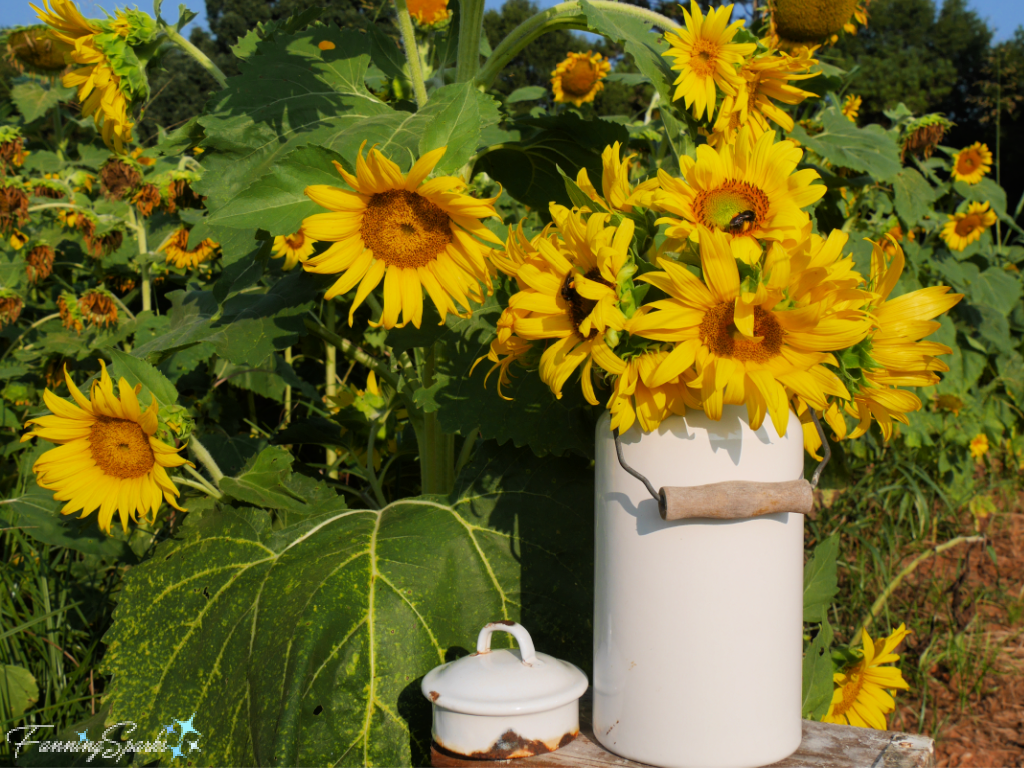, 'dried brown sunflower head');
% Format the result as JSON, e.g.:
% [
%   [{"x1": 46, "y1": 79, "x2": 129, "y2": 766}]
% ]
[
  {"x1": 32, "y1": 180, "x2": 66, "y2": 200},
  {"x1": 901, "y1": 114, "x2": 954, "y2": 162},
  {"x1": 79, "y1": 288, "x2": 119, "y2": 328},
  {"x1": 165, "y1": 177, "x2": 204, "y2": 214},
  {"x1": 25, "y1": 244, "x2": 55, "y2": 283},
  {"x1": 57, "y1": 293, "x2": 84, "y2": 333},
  {"x1": 83, "y1": 225, "x2": 124, "y2": 258},
  {"x1": 4, "y1": 25, "x2": 68, "y2": 76},
  {"x1": 99, "y1": 158, "x2": 142, "y2": 200},
  {"x1": 0, "y1": 134, "x2": 29, "y2": 172},
  {"x1": 0, "y1": 292, "x2": 23, "y2": 329},
  {"x1": 131, "y1": 183, "x2": 161, "y2": 217},
  {"x1": 0, "y1": 184, "x2": 30, "y2": 234}
]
